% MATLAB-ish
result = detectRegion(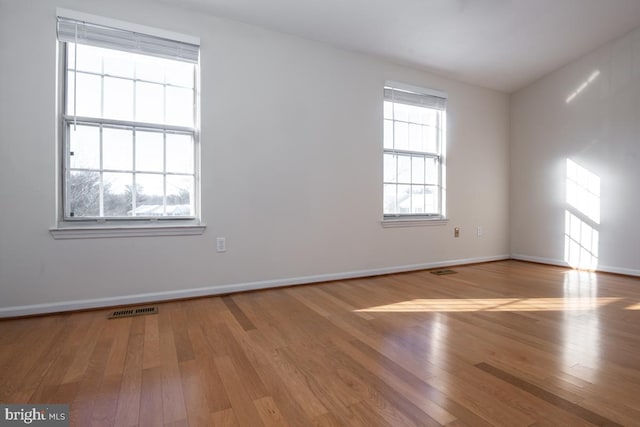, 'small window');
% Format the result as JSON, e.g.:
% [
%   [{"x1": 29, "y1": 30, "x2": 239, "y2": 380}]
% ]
[
  {"x1": 383, "y1": 83, "x2": 446, "y2": 219},
  {"x1": 57, "y1": 15, "x2": 200, "y2": 220}
]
